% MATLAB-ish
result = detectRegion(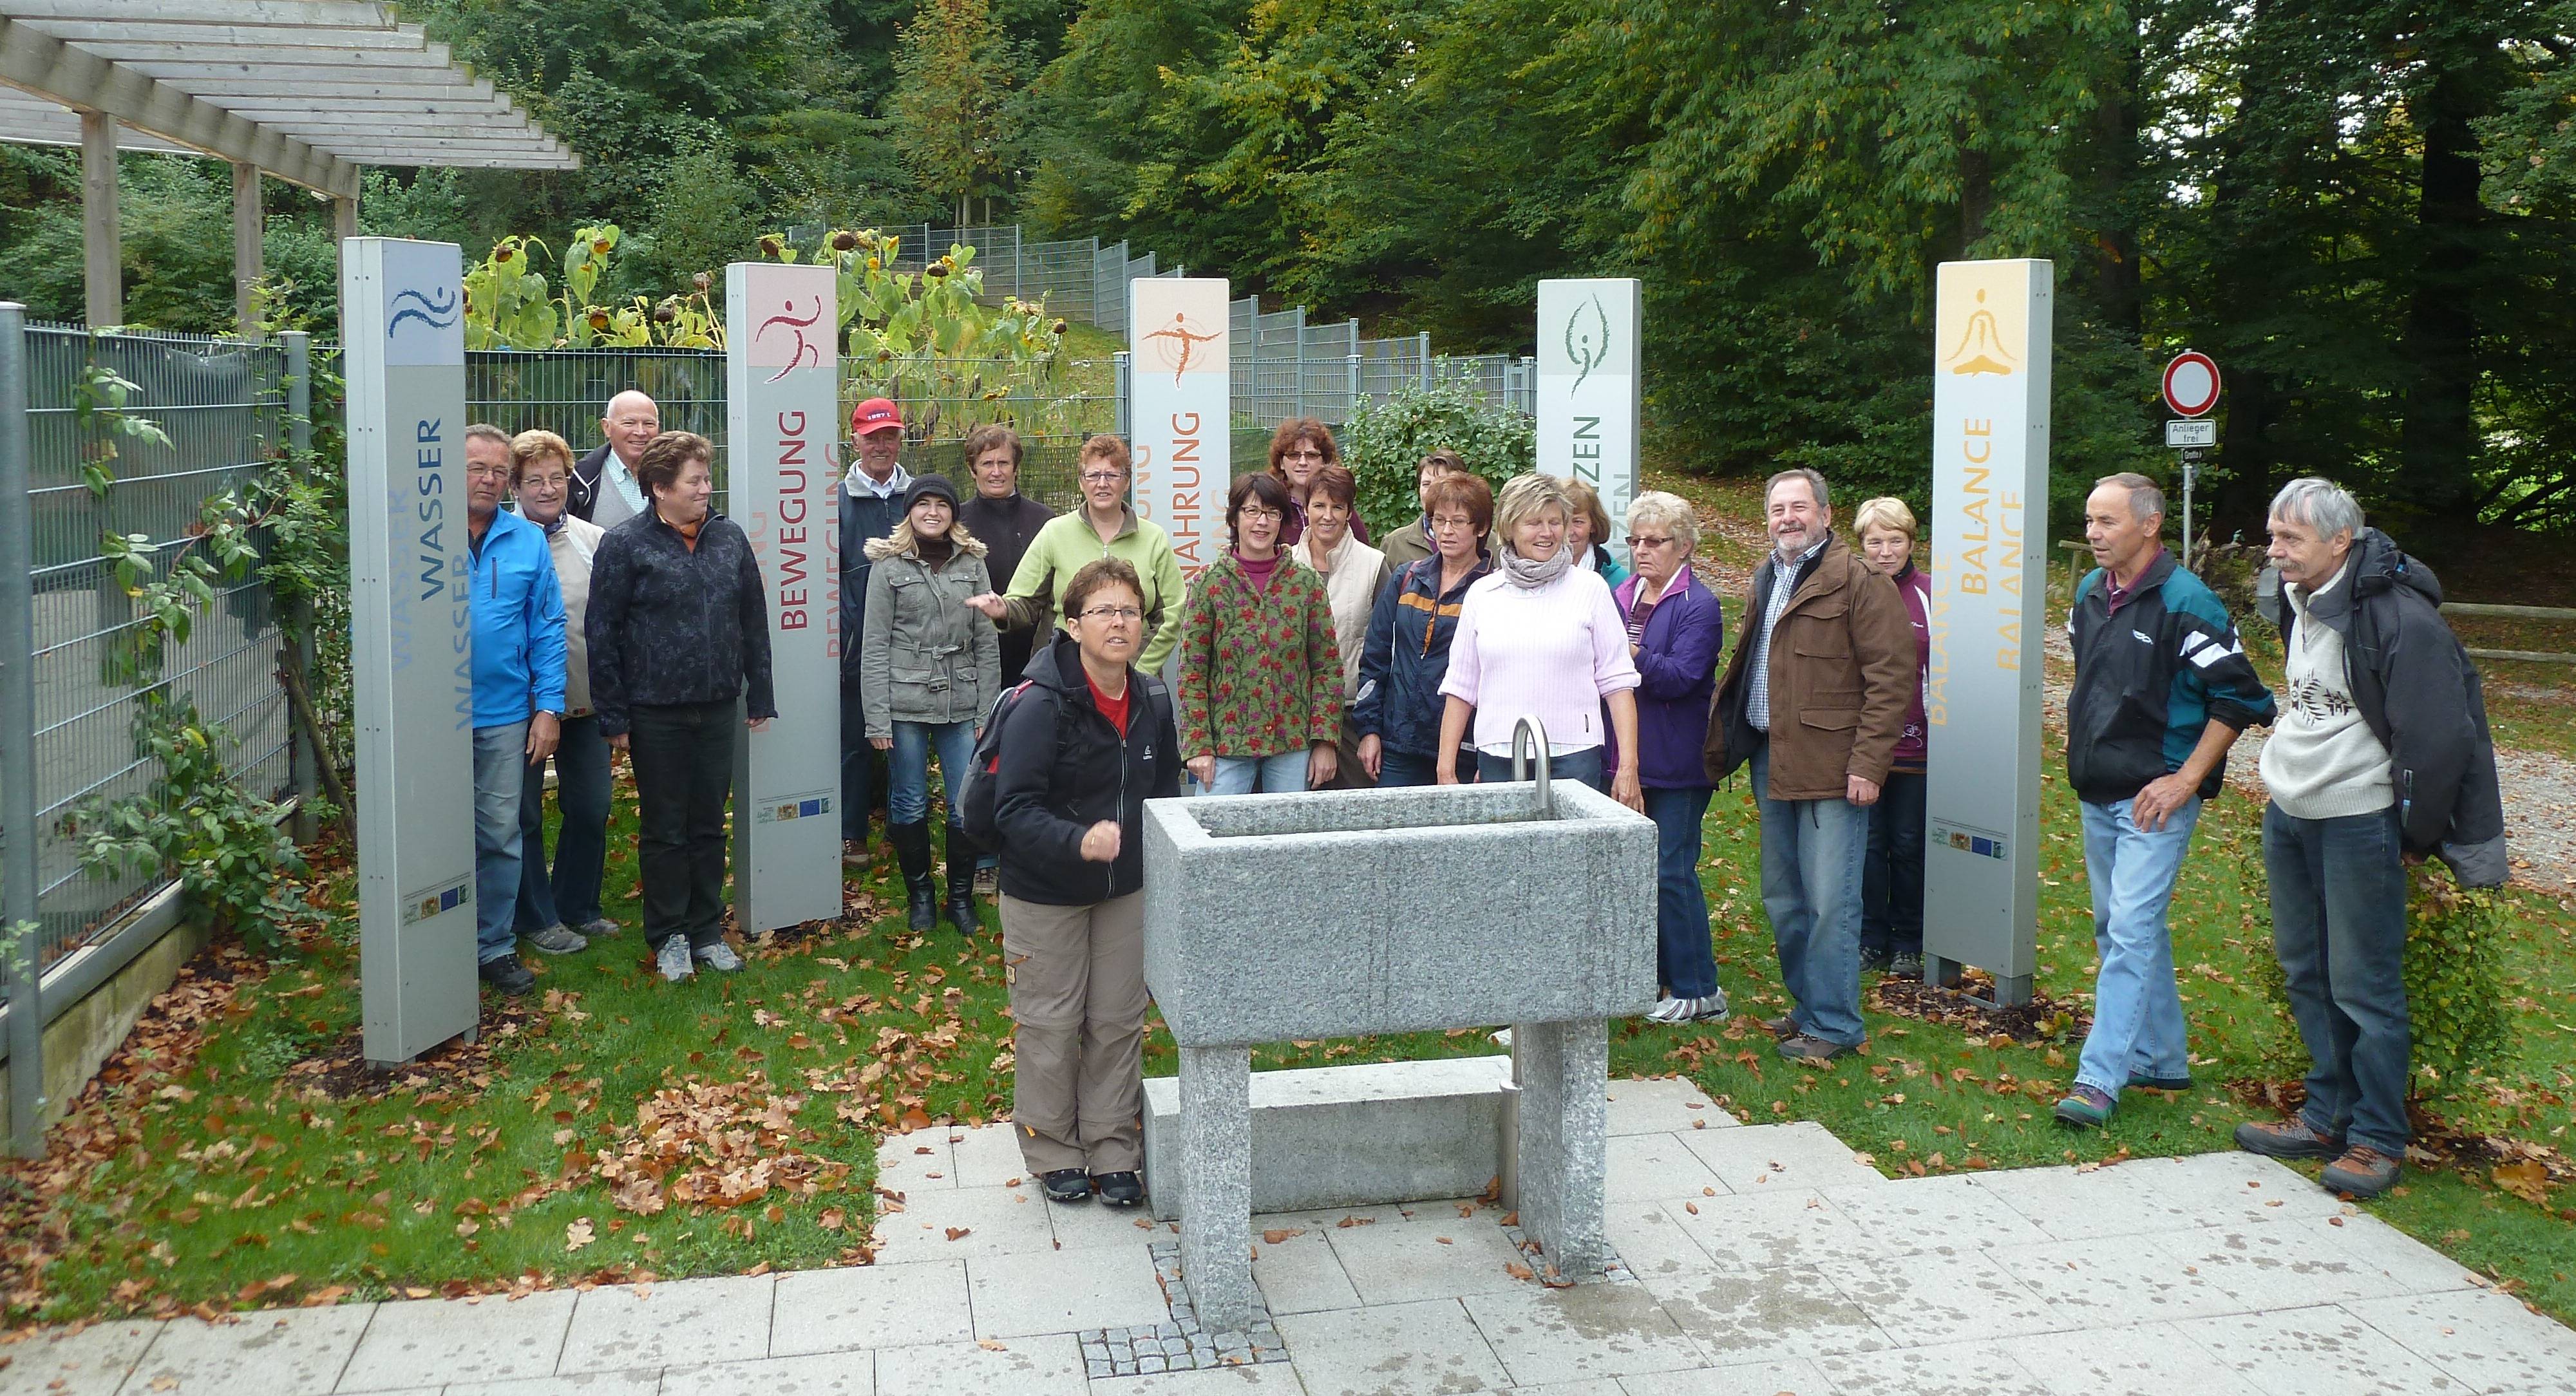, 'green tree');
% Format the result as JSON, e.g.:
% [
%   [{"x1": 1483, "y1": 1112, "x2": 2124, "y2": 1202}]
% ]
[{"x1": 893, "y1": 0, "x2": 1025, "y2": 225}]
